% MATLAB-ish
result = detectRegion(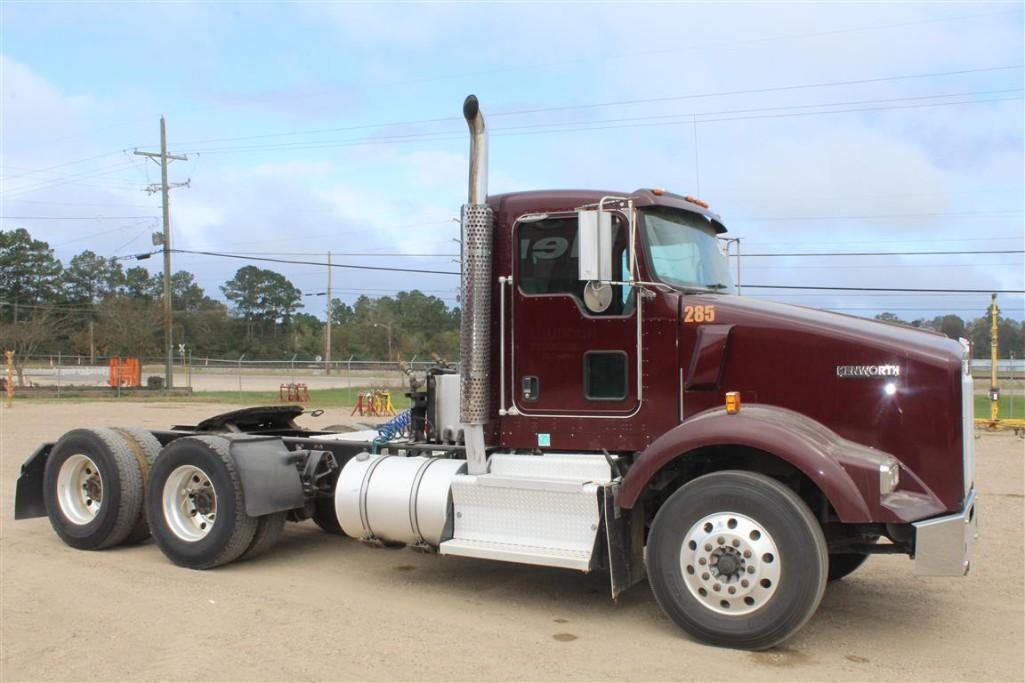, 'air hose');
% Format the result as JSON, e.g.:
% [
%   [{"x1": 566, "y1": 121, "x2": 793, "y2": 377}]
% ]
[{"x1": 372, "y1": 409, "x2": 412, "y2": 453}]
